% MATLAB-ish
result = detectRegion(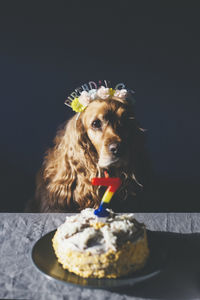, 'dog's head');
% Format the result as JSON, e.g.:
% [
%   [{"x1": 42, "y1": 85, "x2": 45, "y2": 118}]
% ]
[{"x1": 78, "y1": 98, "x2": 140, "y2": 172}]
